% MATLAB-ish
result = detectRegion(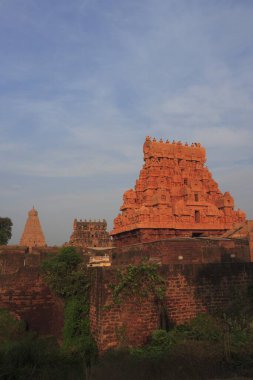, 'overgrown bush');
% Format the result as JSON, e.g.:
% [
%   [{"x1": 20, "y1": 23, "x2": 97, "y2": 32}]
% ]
[
  {"x1": 41, "y1": 246, "x2": 97, "y2": 370},
  {"x1": 0, "y1": 309, "x2": 26, "y2": 345},
  {"x1": 174, "y1": 313, "x2": 224, "y2": 343},
  {"x1": 41, "y1": 246, "x2": 87, "y2": 298},
  {"x1": 110, "y1": 261, "x2": 166, "y2": 304},
  {"x1": 0, "y1": 308, "x2": 83, "y2": 380}
]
